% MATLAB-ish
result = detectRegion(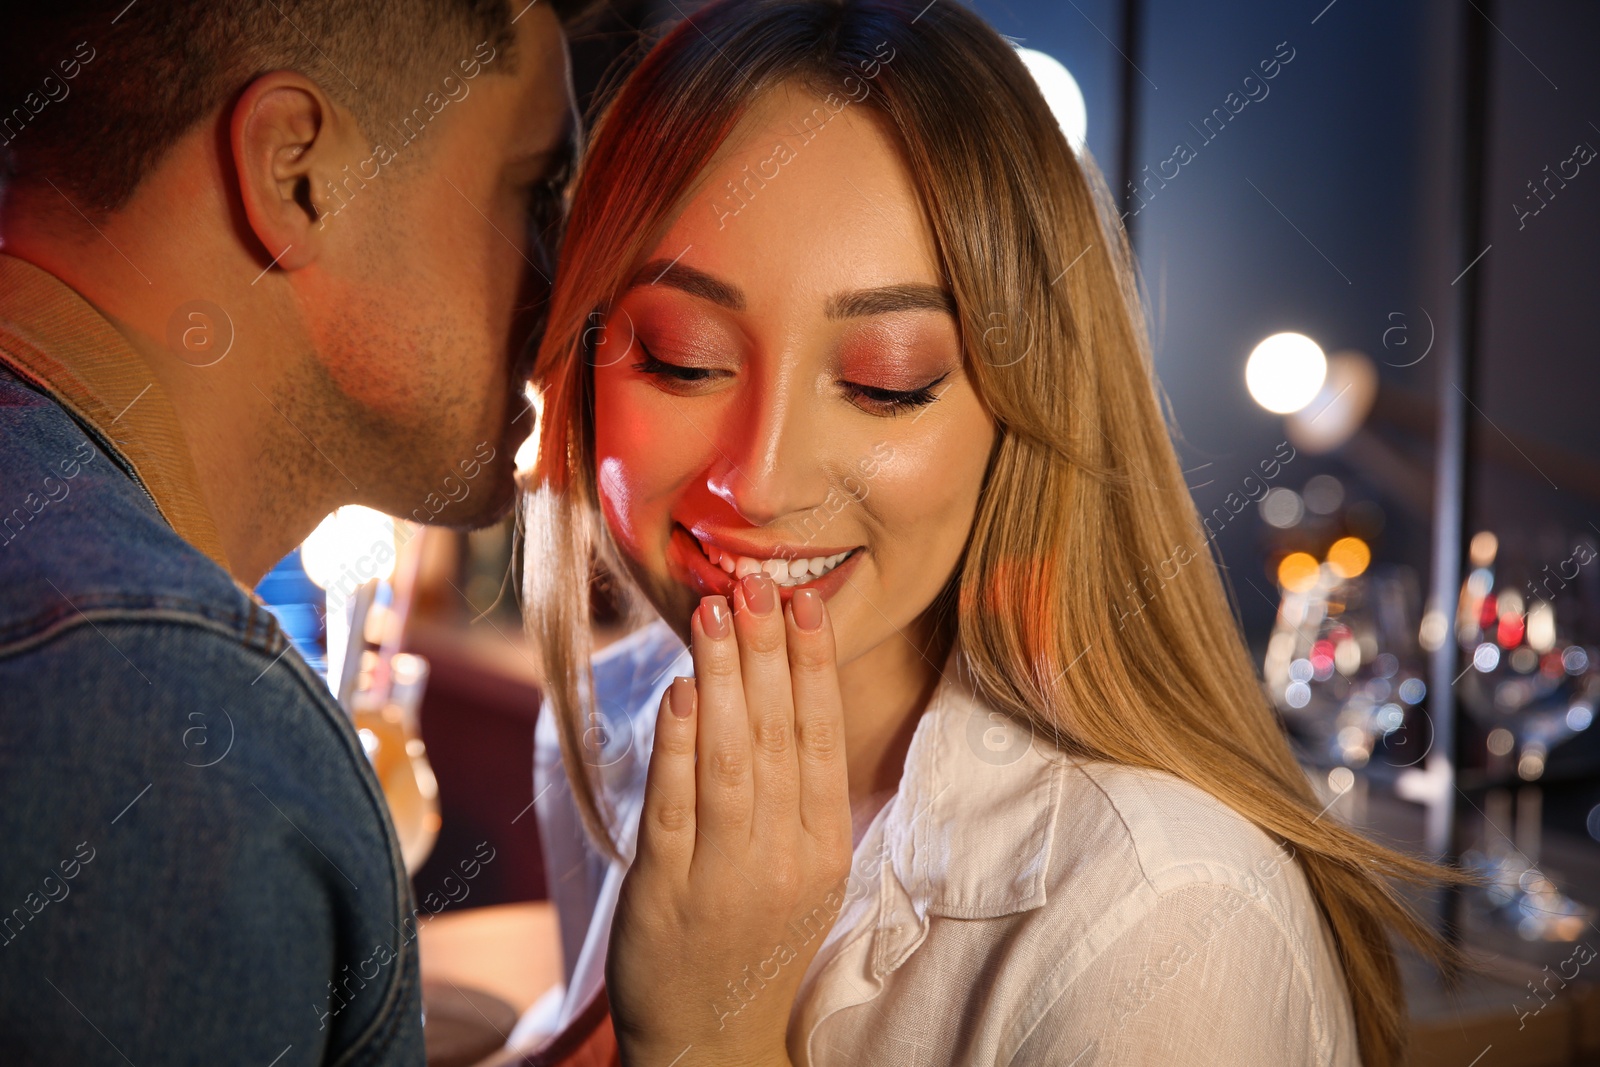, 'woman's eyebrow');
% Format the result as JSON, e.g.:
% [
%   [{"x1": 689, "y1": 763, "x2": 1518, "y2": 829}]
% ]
[
  {"x1": 825, "y1": 284, "x2": 956, "y2": 319},
  {"x1": 623, "y1": 262, "x2": 955, "y2": 320},
  {"x1": 626, "y1": 260, "x2": 745, "y2": 309}
]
